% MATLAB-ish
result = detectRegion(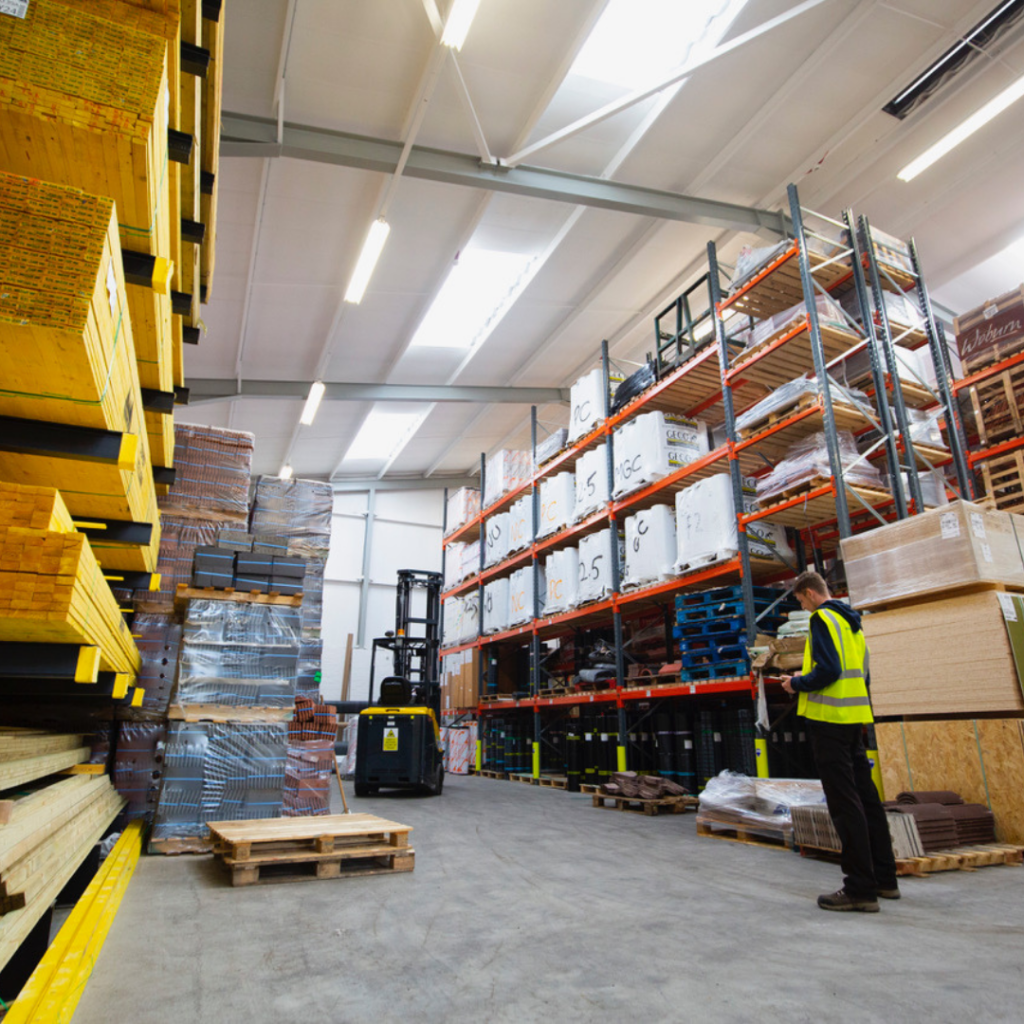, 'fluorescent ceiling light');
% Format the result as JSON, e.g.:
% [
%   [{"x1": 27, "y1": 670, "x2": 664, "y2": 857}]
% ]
[
  {"x1": 898, "y1": 71, "x2": 1024, "y2": 181},
  {"x1": 441, "y1": 0, "x2": 481, "y2": 50},
  {"x1": 343, "y1": 409, "x2": 427, "y2": 463},
  {"x1": 299, "y1": 380, "x2": 326, "y2": 426},
  {"x1": 569, "y1": 0, "x2": 748, "y2": 90},
  {"x1": 279, "y1": 464, "x2": 293, "y2": 480},
  {"x1": 344, "y1": 219, "x2": 390, "y2": 304},
  {"x1": 410, "y1": 248, "x2": 538, "y2": 350}
]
